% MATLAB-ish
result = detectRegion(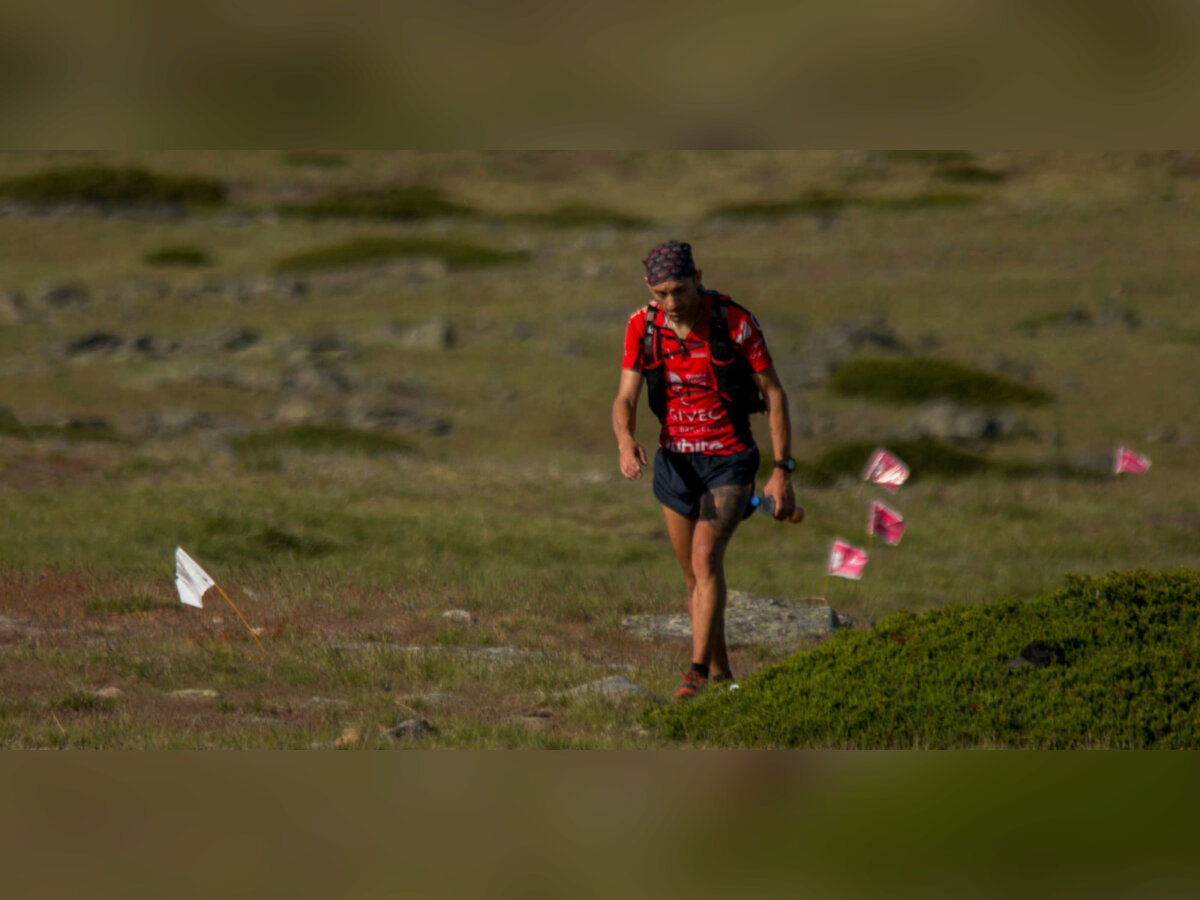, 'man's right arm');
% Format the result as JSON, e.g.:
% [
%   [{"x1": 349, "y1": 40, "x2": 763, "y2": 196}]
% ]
[{"x1": 613, "y1": 368, "x2": 648, "y2": 480}]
